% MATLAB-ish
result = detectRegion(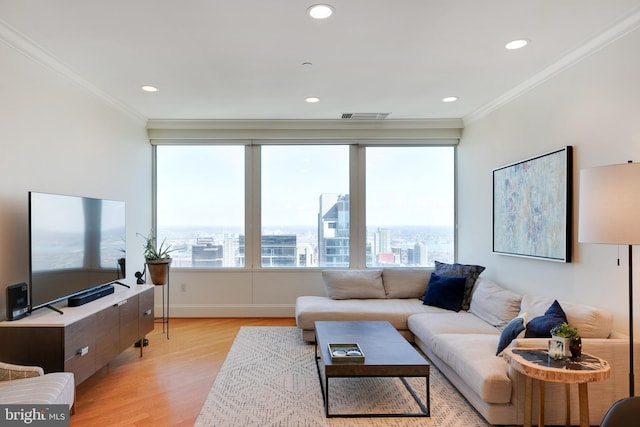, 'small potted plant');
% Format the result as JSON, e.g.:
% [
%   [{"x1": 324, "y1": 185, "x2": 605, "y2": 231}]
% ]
[
  {"x1": 550, "y1": 322, "x2": 581, "y2": 359},
  {"x1": 139, "y1": 232, "x2": 174, "y2": 285}
]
